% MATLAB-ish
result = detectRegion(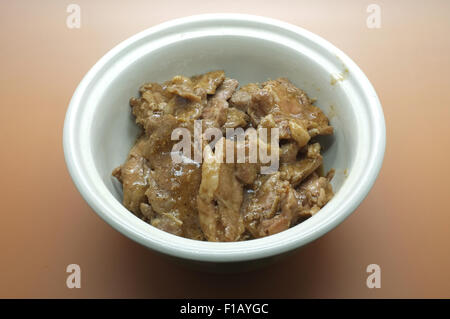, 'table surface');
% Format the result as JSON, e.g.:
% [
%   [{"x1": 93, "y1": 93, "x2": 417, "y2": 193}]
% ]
[{"x1": 1, "y1": 0, "x2": 449, "y2": 298}]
